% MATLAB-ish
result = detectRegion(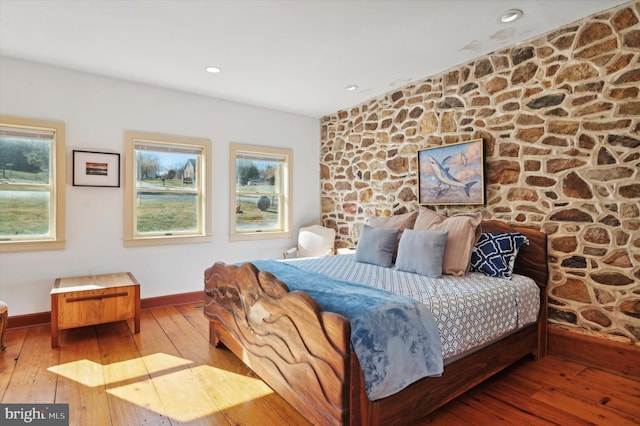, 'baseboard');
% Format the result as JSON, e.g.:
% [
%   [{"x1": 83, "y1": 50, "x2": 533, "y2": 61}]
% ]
[
  {"x1": 6, "y1": 311, "x2": 51, "y2": 329},
  {"x1": 548, "y1": 325, "x2": 640, "y2": 380},
  {"x1": 140, "y1": 291, "x2": 203, "y2": 310},
  {"x1": 6, "y1": 291, "x2": 204, "y2": 329}
]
